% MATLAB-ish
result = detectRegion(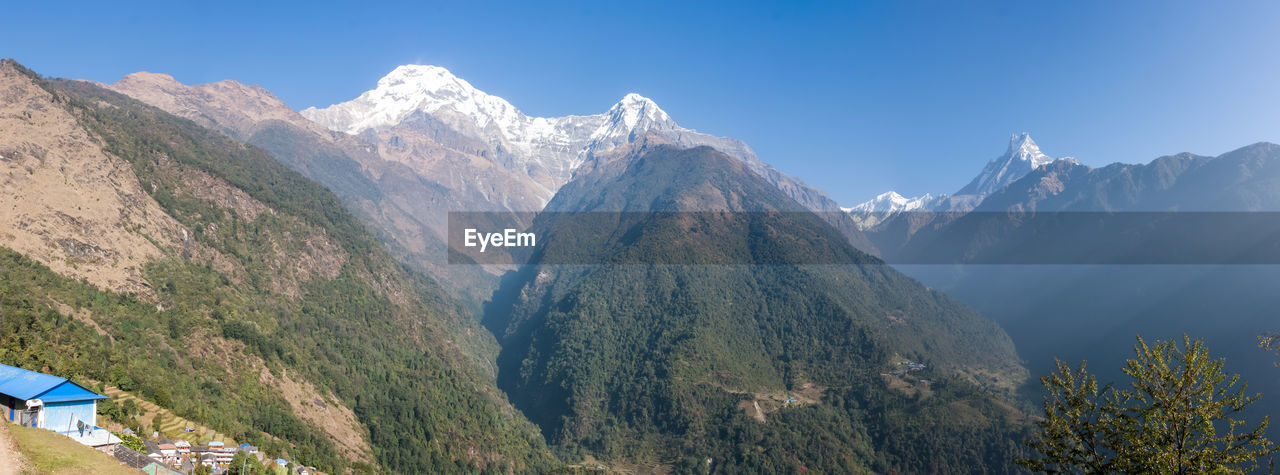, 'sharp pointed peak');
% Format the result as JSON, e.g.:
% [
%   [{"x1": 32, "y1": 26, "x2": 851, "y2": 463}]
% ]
[
  {"x1": 1000, "y1": 132, "x2": 1053, "y2": 167},
  {"x1": 601, "y1": 92, "x2": 672, "y2": 129},
  {"x1": 1007, "y1": 132, "x2": 1040, "y2": 153},
  {"x1": 611, "y1": 92, "x2": 665, "y2": 113}
]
